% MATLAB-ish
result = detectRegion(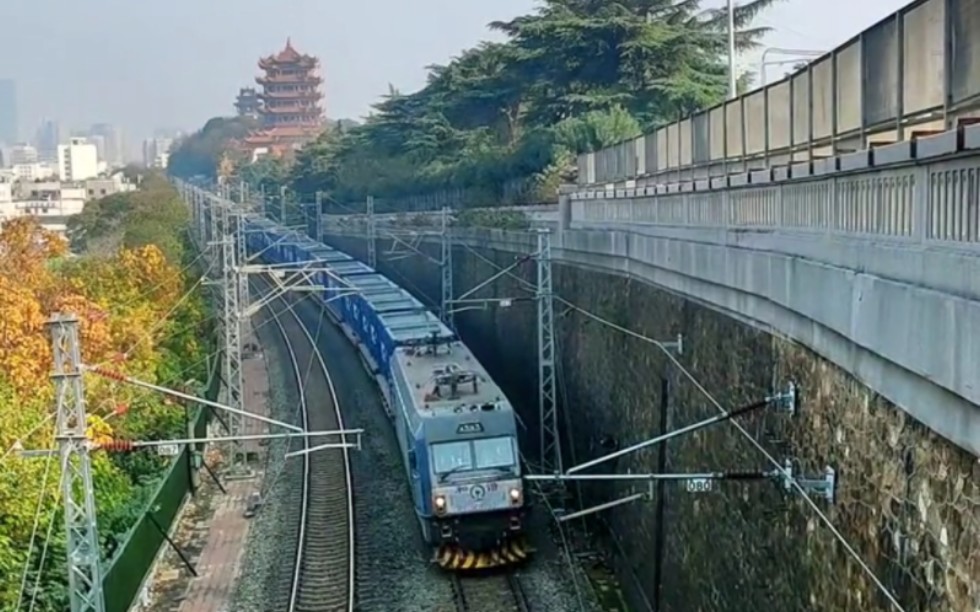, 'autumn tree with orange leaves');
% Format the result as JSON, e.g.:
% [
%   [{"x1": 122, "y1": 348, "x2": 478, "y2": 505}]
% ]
[{"x1": 0, "y1": 176, "x2": 211, "y2": 611}]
